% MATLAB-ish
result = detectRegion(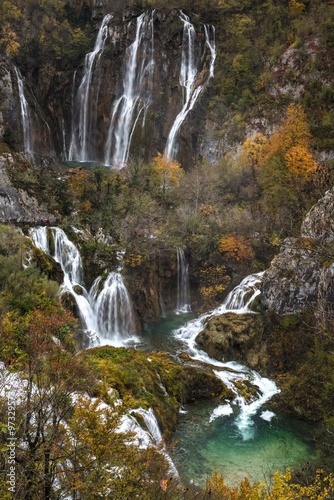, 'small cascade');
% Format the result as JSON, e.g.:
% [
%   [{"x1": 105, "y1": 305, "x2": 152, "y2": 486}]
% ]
[
  {"x1": 174, "y1": 271, "x2": 280, "y2": 440},
  {"x1": 69, "y1": 14, "x2": 112, "y2": 162},
  {"x1": 14, "y1": 67, "x2": 34, "y2": 160},
  {"x1": 176, "y1": 247, "x2": 191, "y2": 313},
  {"x1": 132, "y1": 407, "x2": 162, "y2": 445},
  {"x1": 29, "y1": 226, "x2": 137, "y2": 346},
  {"x1": 164, "y1": 13, "x2": 216, "y2": 160},
  {"x1": 104, "y1": 11, "x2": 154, "y2": 168},
  {"x1": 89, "y1": 273, "x2": 136, "y2": 343}
]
